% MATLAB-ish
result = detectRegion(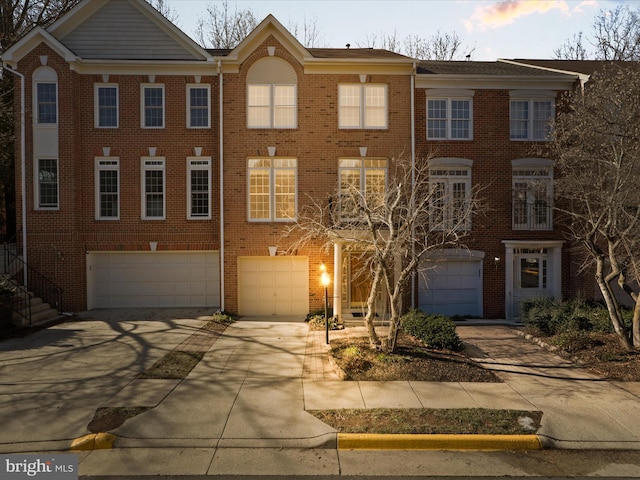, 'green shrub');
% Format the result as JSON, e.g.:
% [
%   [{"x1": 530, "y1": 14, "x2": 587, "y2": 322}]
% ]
[
  {"x1": 307, "y1": 314, "x2": 339, "y2": 330},
  {"x1": 401, "y1": 309, "x2": 463, "y2": 352},
  {"x1": 521, "y1": 297, "x2": 615, "y2": 335},
  {"x1": 212, "y1": 311, "x2": 236, "y2": 325}
]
